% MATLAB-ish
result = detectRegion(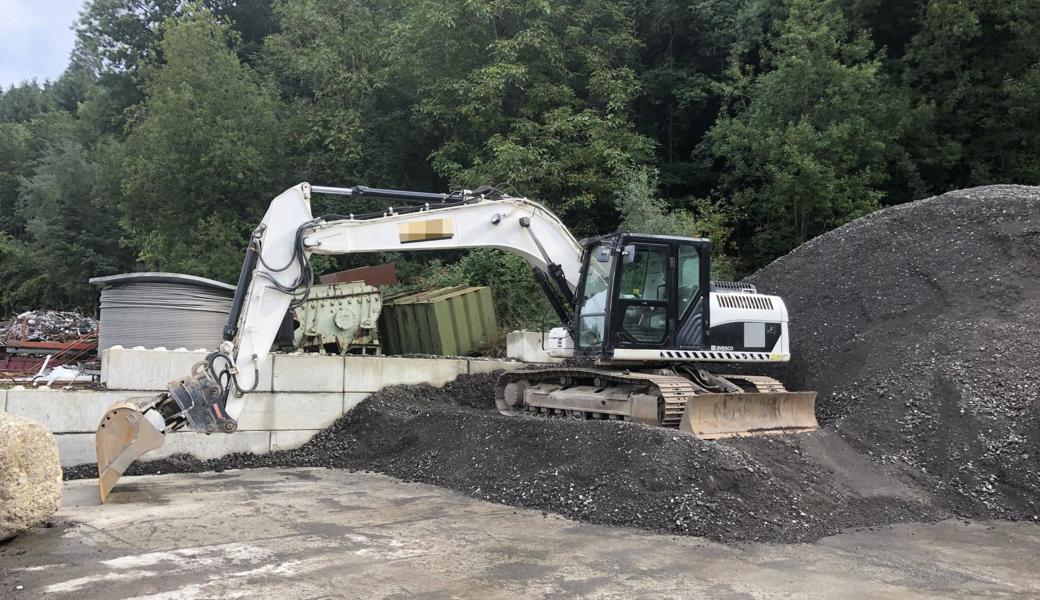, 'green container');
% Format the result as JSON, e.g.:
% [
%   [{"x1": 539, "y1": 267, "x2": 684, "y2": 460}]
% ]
[{"x1": 380, "y1": 285, "x2": 498, "y2": 356}]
